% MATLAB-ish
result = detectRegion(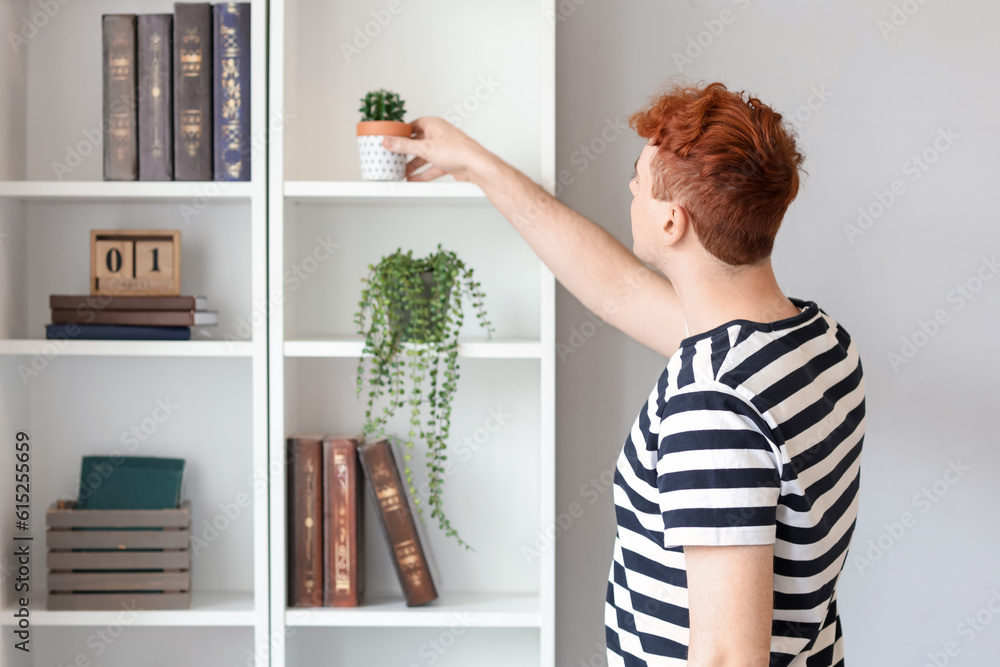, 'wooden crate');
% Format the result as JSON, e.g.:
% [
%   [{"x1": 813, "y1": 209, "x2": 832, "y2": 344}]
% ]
[{"x1": 46, "y1": 500, "x2": 191, "y2": 611}]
